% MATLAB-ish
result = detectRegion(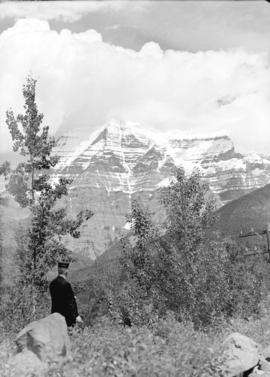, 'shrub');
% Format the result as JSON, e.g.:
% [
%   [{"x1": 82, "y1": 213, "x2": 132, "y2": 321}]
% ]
[
  {"x1": 116, "y1": 169, "x2": 265, "y2": 328},
  {"x1": 0, "y1": 283, "x2": 50, "y2": 334},
  {"x1": 45, "y1": 316, "x2": 224, "y2": 377}
]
